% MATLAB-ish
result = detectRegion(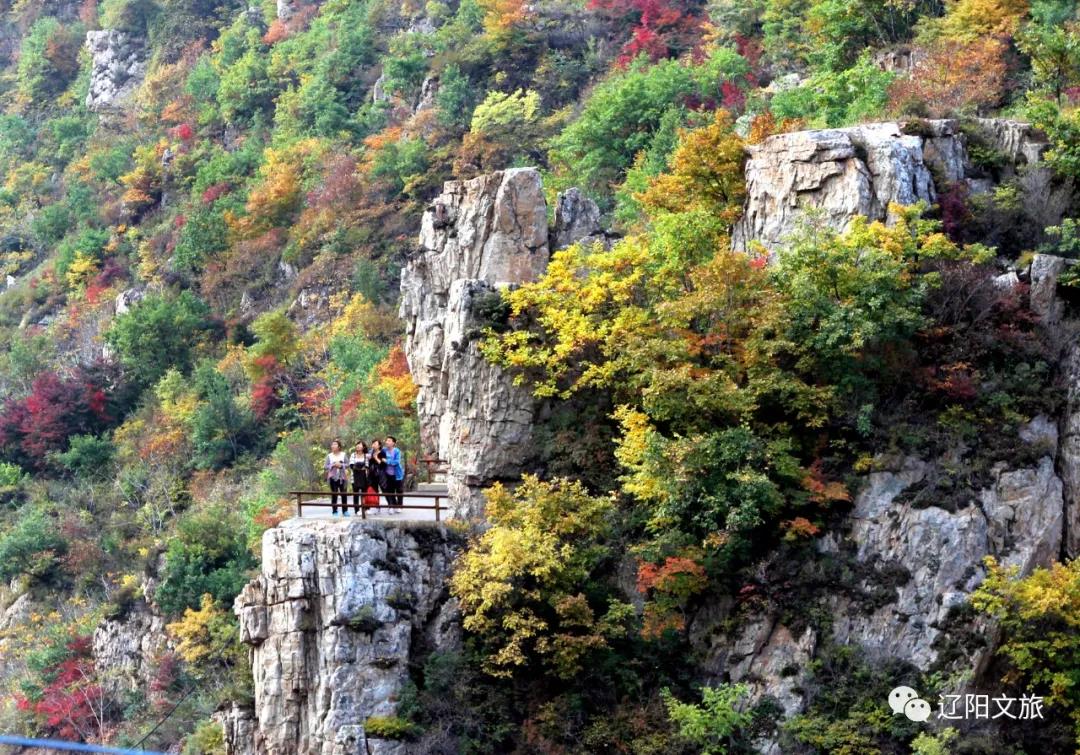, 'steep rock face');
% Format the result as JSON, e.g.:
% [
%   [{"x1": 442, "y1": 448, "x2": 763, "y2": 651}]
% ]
[
  {"x1": 92, "y1": 601, "x2": 168, "y2": 698},
  {"x1": 699, "y1": 447, "x2": 1066, "y2": 723},
  {"x1": 229, "y1": 520, "x2": 462, "y2": 755},
  {"x1": 825, "y1": 451, "x2": 1062, "y2": 670},
  {"x1": 1058, "y1": 309, "x2": 1080, "y2": 558},
  {"x1": 85, "y1": 30, "x2": 147, "y2": 115},
  {"x1": 733, "y1": 121, "x2": 940, "y2": 252},
  {"x1": 732, "y1": 119, "x2": 1048, "y2": 253},
  {"x1": 400, "y1": 168, "x2": 549, "y2": 517},
  {"x1": 552, "y1": 187, "x2": 603, "y2": 250}
]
